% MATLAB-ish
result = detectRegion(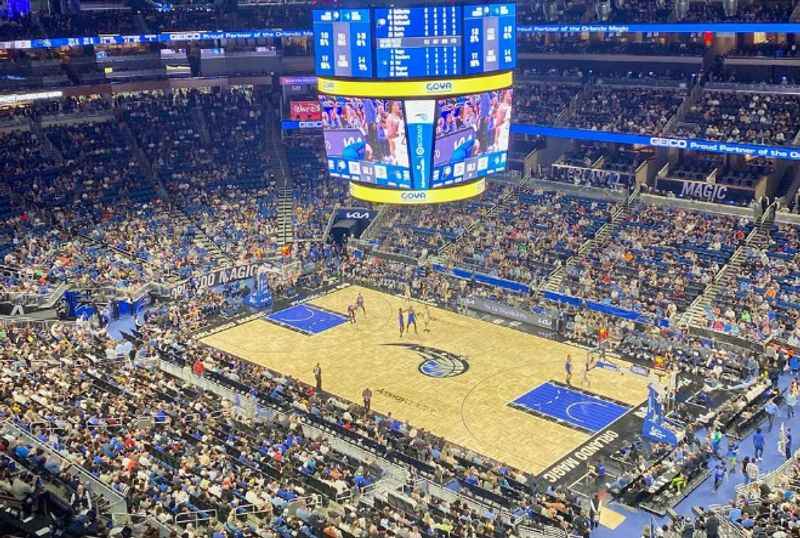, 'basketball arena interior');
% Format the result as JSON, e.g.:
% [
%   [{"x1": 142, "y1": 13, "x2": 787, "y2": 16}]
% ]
[{"x1": 3, "y1": 1, "x2": 800, "y2": 537}]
